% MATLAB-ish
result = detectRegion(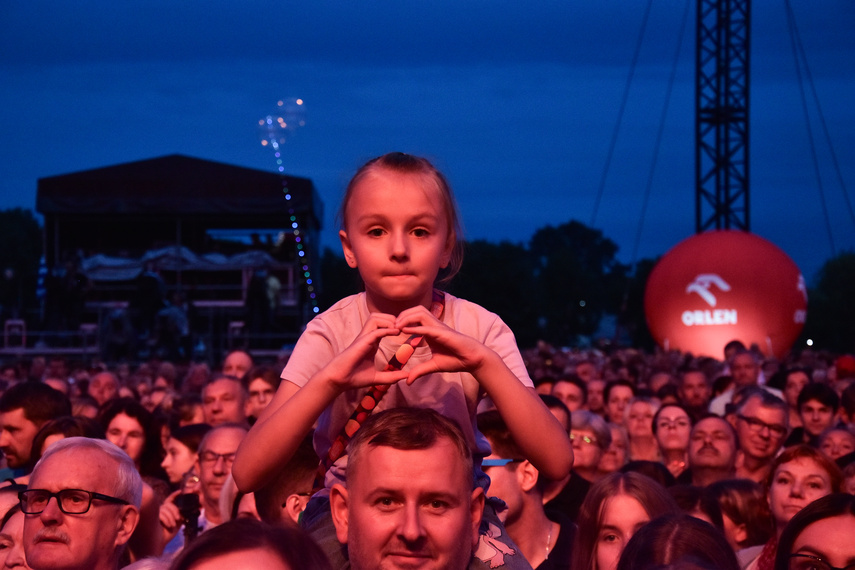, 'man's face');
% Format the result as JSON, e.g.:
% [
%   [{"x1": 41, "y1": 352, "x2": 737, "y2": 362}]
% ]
[
  {"x1": 88, "y1": 373, "x2": 118, "y2": 406},
  {"x1": 730, "y1": 354, "x2": 759, "y2": 388},
  {"x1": 0, "y1": 408, "x2": 40, "y2": 469},
  {"x1": 800, "y1": 399, "x2": 835, "y2": 437},
  {"x1": 551, "y1": 381, "x2": 584, "y2": 412},
  {"x1": 222, "y1": 352, "x2": 252, "y2": 378},
  {"x1": 679, "y1": 371, "x2": 711, "y2": 408},
  {"x1": 689, "y1": 417, "x2": 736, "y2": 470},
  {"x1": 202, "y1": 379, "x2": 246, "y2": 426},
  {"x1": 245, "y1": 378, "x2": 276, "y2": 419},
  {"x1": 606, "y1": 385, "x2": 633, "y2": 424},
  {"x1": 735, "y1": 398, "x2": 787, "y2": 461},
  {"x1": 196, "y1": 427, "x2": 245, "y2": 510},
  {"x1": 24, "y1": 448, "x2": 135, "y2": 570},
  {"x1": 332, "y1": 439, "x2": 483, "y2": 570},
  {"x1": 586, "y1": 380, "x2": 605, "y2": 413}
]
